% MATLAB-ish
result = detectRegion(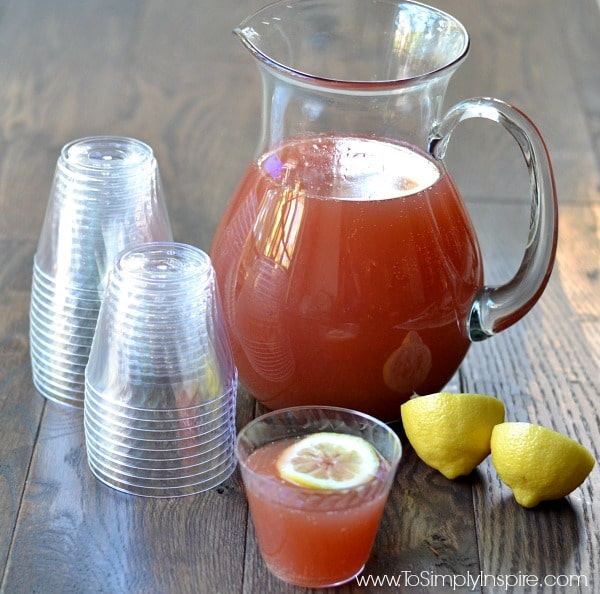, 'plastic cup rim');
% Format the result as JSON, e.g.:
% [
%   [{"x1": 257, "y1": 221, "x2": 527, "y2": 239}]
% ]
[
  {"x1": 236, "y1": 405, "x2": 403, "y2": 484},
  {"x1": 32, "y1": 376, "x2": 83, "y2": 406},
  {"x1": 32, "y1": 264, "x2": 103, "y2": 299},
  {"x1": 83, "y1": 387, "x2": 235, "y2": 424},
  {"x1": 84, "y1": 435, "x2": 234, "y2": 470},
  {"x1": 83, "y1": 414, "x2": 235, "y2": 453},
  {"x1": 84, "y1": 421, "x2": 235, "y2": 462},
  {"x1": 86, "y1": 444, "x2": 234, "y2": 482},
  {"x1": 29, "y1": 321, "x2": 95, "y2": 349},
  {"x1": 84, "y1": 399, "x2": 235, "y2": 437},
  {"x1": 31, "y1": 367, "x2": 85, "y2": 395},
  {"x1": 30, "y1": 342, "x2": 90, "y2": 370},
  {"x1": 29, "y1": 307, "x2": 98, "y2": 337},
  {"x1": 83, "y1": 376, "x2": 237, "y2": 414},
  {"x1": 86, "y1": 456, "x2": 235, "y2": 497},
  {"x1": 83, "y1": 407, "x2": 235, "y2": 444},
  {"x1": 31, "y1": 290, "x2": 101, "y2": 318}
]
